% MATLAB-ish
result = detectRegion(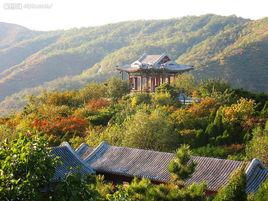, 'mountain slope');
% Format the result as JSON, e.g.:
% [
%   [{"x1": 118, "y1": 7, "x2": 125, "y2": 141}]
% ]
[
  {"x1": 0, "y1": 15, "x2": 249, "y2": 100},
  {"x1": 0, "y1": 15, "x2": 268, "y2": 116}
]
